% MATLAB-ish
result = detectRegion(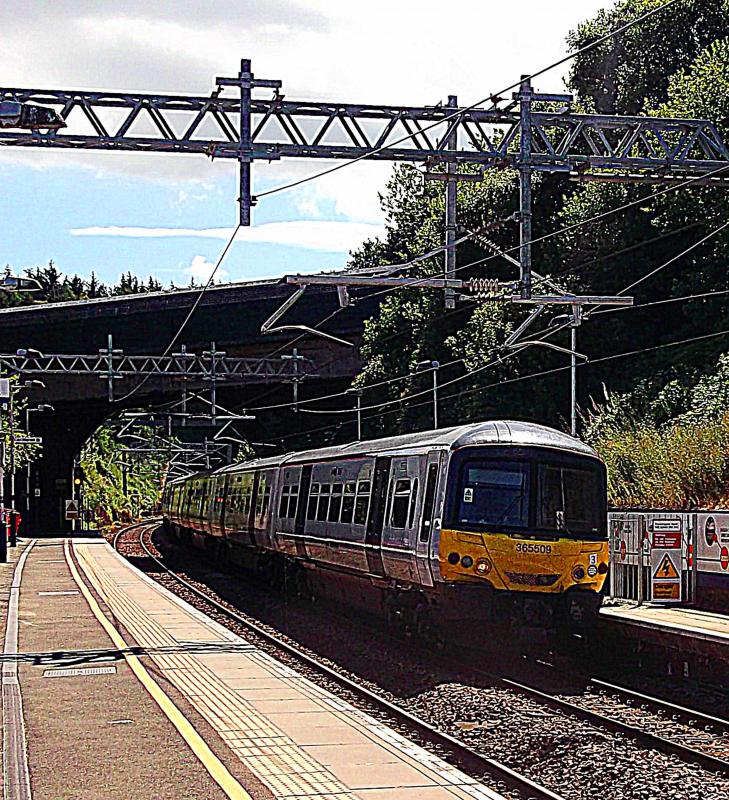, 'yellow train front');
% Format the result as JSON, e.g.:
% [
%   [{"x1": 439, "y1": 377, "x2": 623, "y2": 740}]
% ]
[{"x1": 434, "y1": 423, "x2": 609, "y2": 637}]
